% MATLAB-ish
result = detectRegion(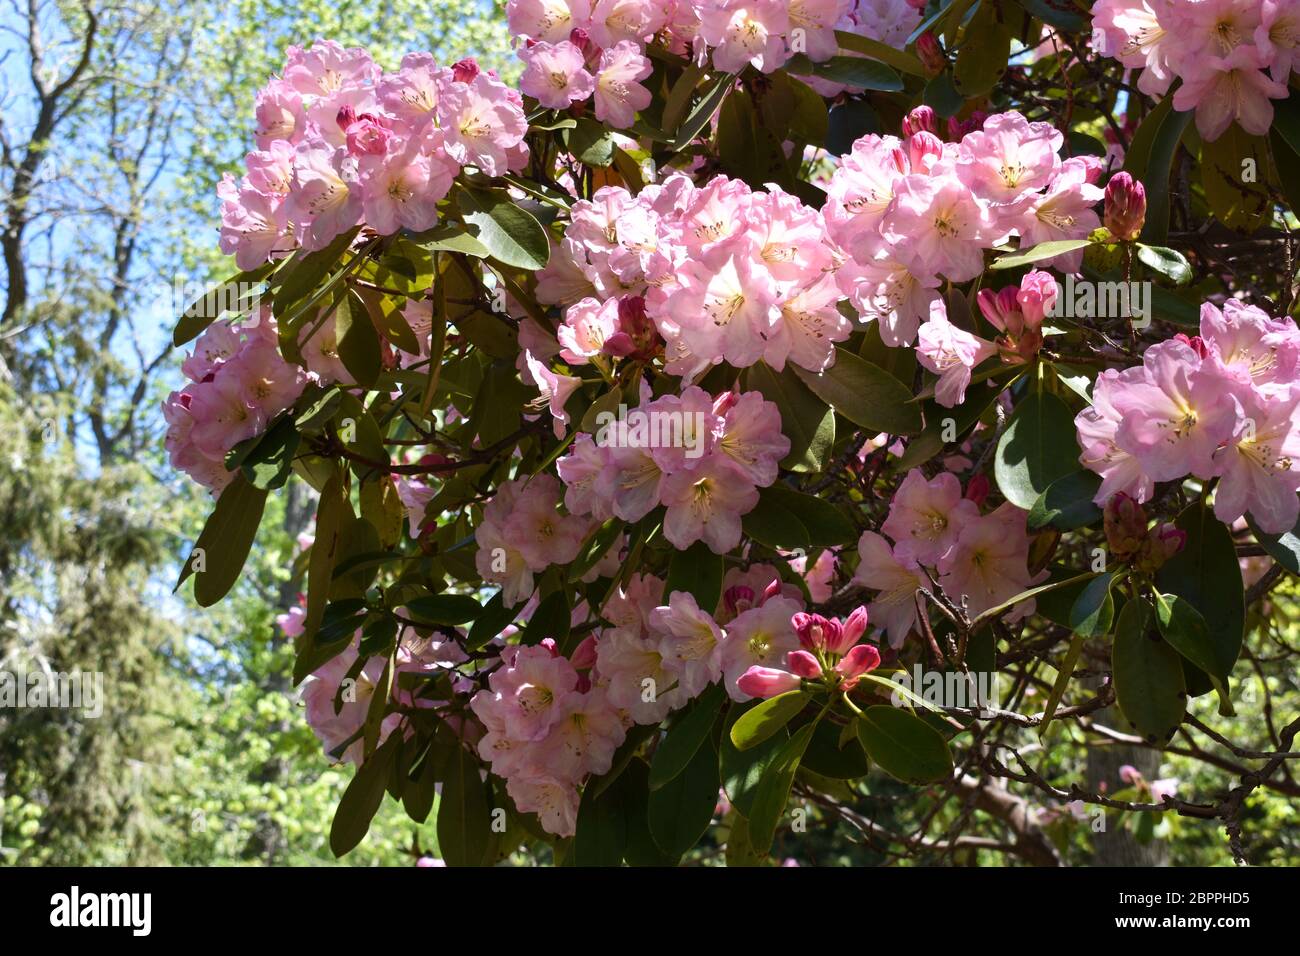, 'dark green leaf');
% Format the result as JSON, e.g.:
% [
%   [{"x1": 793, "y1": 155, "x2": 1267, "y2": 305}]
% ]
[
  {"x1": 646, "y1": 732, "x2": 719, "y2": 860},
  {"x1": 1069, "y1": 572, "x2": 1115, "y2": 638},
  {"x1": 1112, "y1": 599, "x2": 1185, "y2": 743},
  {"x1": 792, "y1": 347, "x2": 922, "y2": 435},
  {"x1": 720, "y1": 701, "x2": 789, "y2": 817},
  {"x1": 747, "y1": 722, "x2": 816, "y2": 855},
  {"x1": 742, "y1": 362, "x2": 834, "y2": 473},
  {"x1": 649, "y1": 684, "x2": 727, "y2": 790},
  {"x1": 437, "y1": 744, "x2": 491, "y2": 867},
  {"x1": 455, "y1": 184, "x2": 550, "y2": 270},
  {"x1": 329, "y1": 736, "x2": 397, "y2": 857},
  {"x1": 405, "y1": 593, "x2": 482, "y2": 625},
  {"x1": 855, "y1": 705, "x2": 954, "y2": 784},
  {"x1": 1028, "y1": 469, "x2": 1103, "y2": 531},
  {"x1": 664, "y1": 541, "x2": 724, "y2": 618},
  {"x1": 994, "y1": 390, "x2": 1081, "y2": 510},
  {"x1": 175, "y1": 474, "x2": 268, "y2": 608}
]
